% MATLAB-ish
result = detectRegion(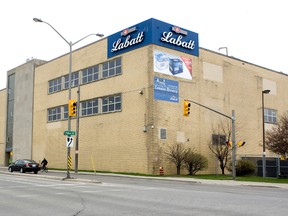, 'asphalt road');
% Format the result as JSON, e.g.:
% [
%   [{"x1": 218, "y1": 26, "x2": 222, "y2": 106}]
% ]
[{"x1": 1, "y1": 168, "x2": 288, "y2": 216}]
